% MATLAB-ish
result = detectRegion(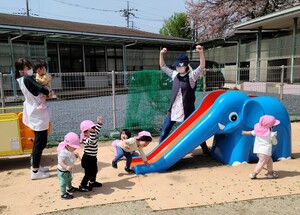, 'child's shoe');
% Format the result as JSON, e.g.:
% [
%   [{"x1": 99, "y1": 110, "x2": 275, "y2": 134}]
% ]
[
  {"x1": 89, "y1": 181, "x2": 102, "y2": 187},
  {"x1": 36, "y1": 103, "x2": 47, "y2": 110},
  {"x1": 266, "y1": 172, "x2": 279, "y2": 179},
  {"x1": 67, "y1": 186, "x2": 79, "y2": 193},
  {"x1": 249, "y1": 173, "x2": 257, "y2": 179},
  {"x1": 112, "y1": 161, "x2": 118, "y2": 168},
  {"x1": 124, "y1": 167, "x2": 135, "y2": 174},
  {"x1": 79, "y1": 185, "x2": 93, "y2": 192},
  {"x1": 31, "y1": 170, "x2": 50, "y2": 180},
  {"x1": 61, "y1": 193, "x2": 73, "y2": 200}
]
